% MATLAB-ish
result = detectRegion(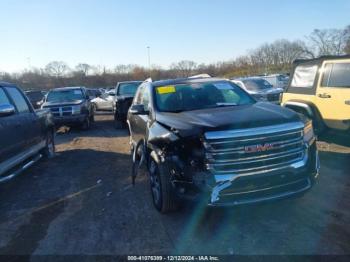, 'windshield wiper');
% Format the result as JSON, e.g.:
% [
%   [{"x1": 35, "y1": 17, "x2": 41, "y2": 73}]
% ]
[{"x1": 215, "y1": 102, "x2": 238, "y2": 107}]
